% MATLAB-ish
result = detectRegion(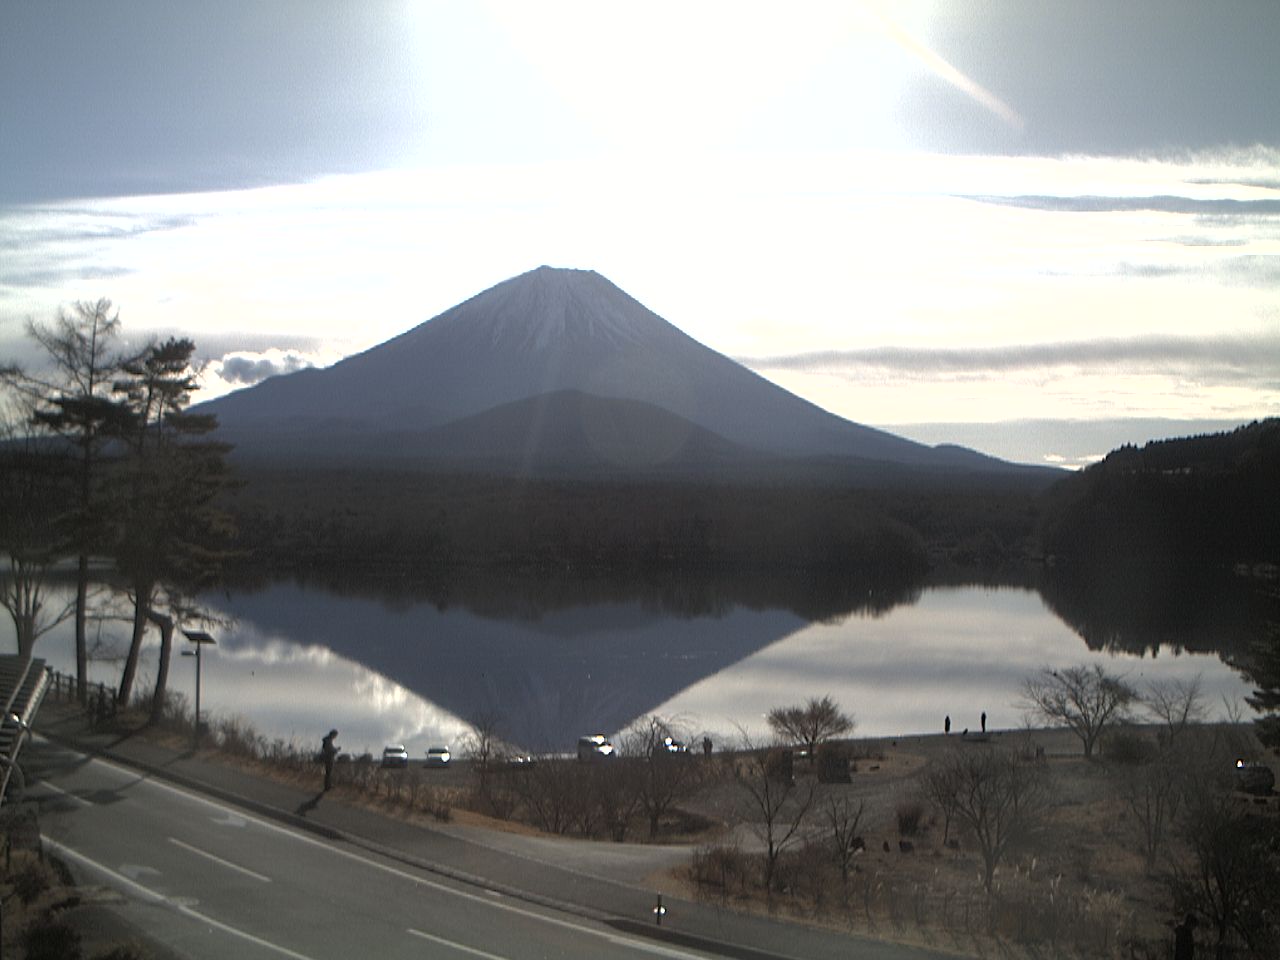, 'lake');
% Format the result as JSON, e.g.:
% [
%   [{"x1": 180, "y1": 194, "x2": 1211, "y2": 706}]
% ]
[{"x1": 6, "y1": 574, "x2": 1257, "y2": 760}]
